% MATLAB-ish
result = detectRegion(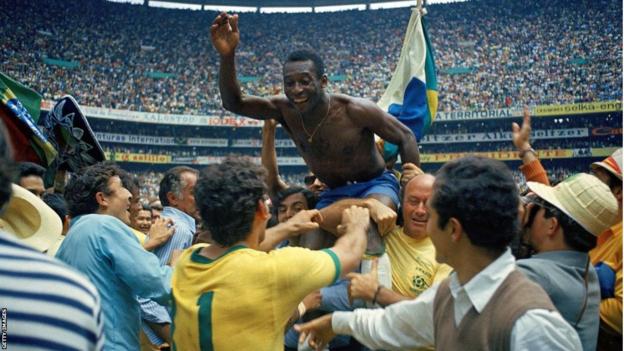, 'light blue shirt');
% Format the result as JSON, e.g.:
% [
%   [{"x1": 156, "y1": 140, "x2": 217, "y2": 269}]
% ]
[
  {"x1": 140, "y1": 206, "x2": 195, "y2": 344},
  {"x1": 56, "y1": 214, "x2": 172, "y2": 350}
]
